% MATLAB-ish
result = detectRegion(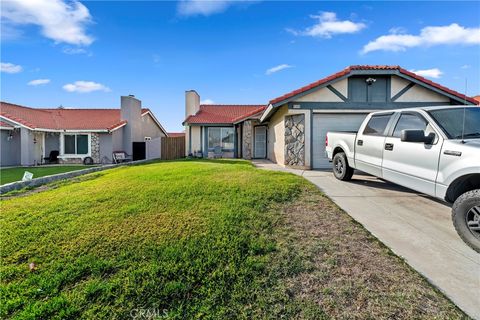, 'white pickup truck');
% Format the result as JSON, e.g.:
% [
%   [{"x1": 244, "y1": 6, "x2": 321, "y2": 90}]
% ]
[{"x1": 325, "y1": 106, "x2": 480, "y2": 252}]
